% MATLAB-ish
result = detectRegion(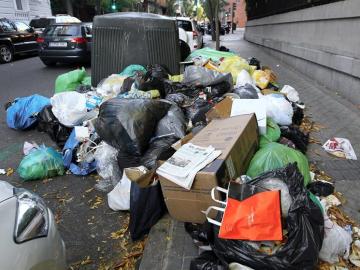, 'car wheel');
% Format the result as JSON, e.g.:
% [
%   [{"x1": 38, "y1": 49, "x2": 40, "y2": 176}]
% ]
[
  {"x1": 179, "y1": 40, "x2": 191, "y2": 62},
  {"x1": 0, "y1": 44, "x2": 13, "y2": 63},
  {"x1": 41, "y1": 59, "x2": 57, "y2": 66}
]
